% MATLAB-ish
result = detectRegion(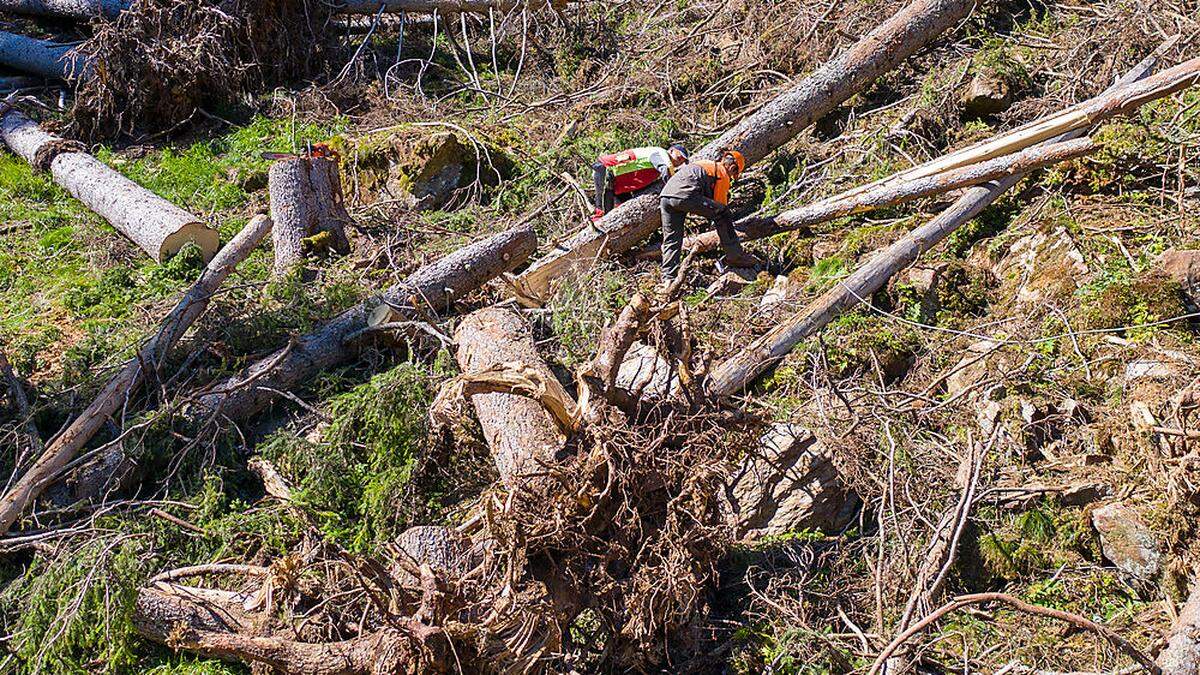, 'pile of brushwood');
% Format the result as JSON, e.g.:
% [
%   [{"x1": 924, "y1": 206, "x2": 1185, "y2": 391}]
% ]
[{"x1": 4, "y1": 0, "x2": 1200, "y2": 672}]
